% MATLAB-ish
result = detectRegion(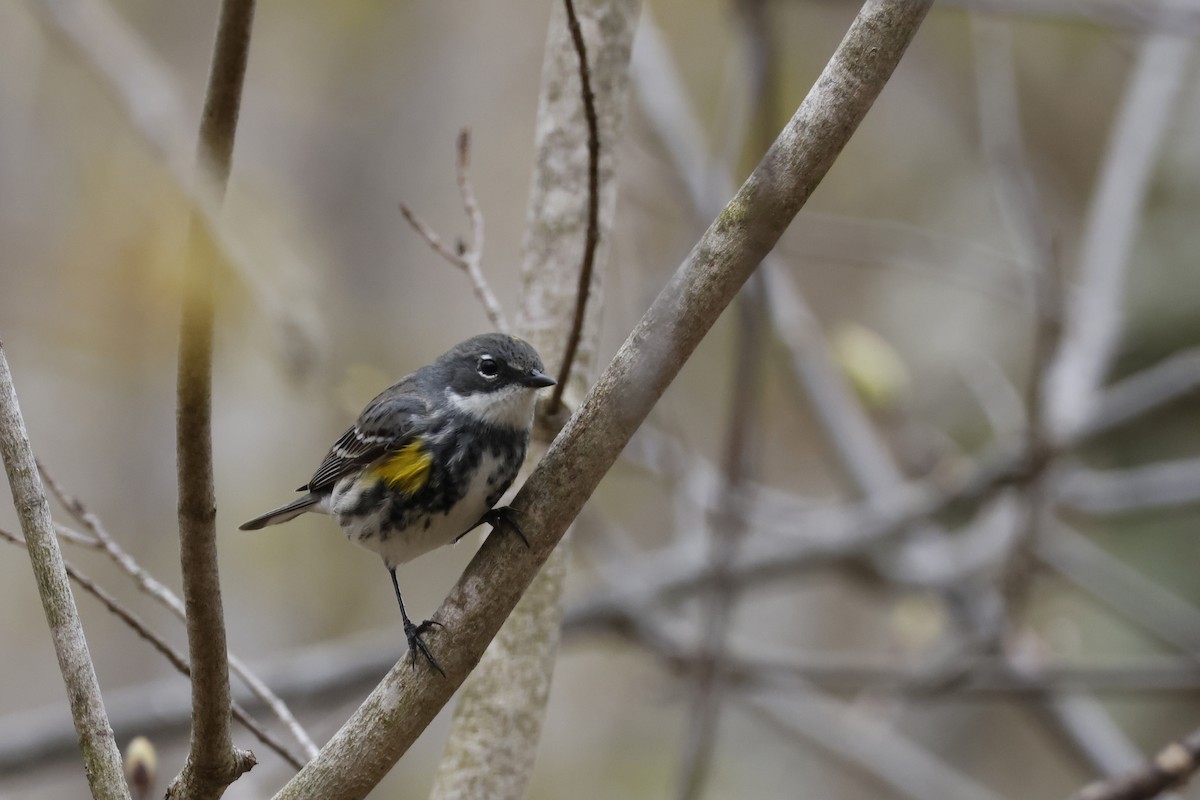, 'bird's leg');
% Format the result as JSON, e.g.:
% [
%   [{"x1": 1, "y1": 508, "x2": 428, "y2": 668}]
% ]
[
  {"x1": 458, "y1": 506, "x2": 531, "y2": 548},
  {"x1": 389, "y1": 567, "x2": 444, "y2": 676}
]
